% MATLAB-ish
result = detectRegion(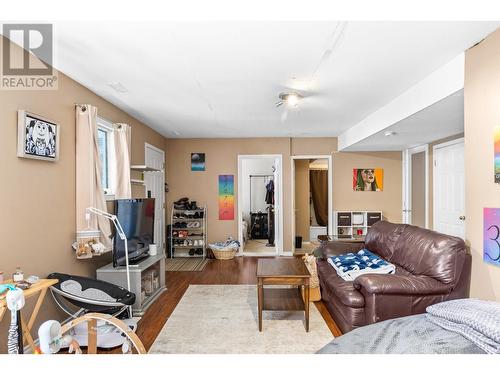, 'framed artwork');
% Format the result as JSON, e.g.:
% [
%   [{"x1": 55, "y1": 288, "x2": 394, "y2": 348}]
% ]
[
  {"x1": 17, "y1": 110, "x2": 59, "y2": 161},
  {"x1": 484, "y1": 208, "x2": 500, "y2": 267},
  {"x1": 353, "y1": 168, "x2": 383, "y2": 191},
  {"x1": 494, "y1": 126, "x2": 500, "y2": 183},
  {"x1": 218, "y1": 175, "x2": 234, "y2": 220},
  {"x1": 191, "y1": 153, "x2": 205, "y2": 171}
]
